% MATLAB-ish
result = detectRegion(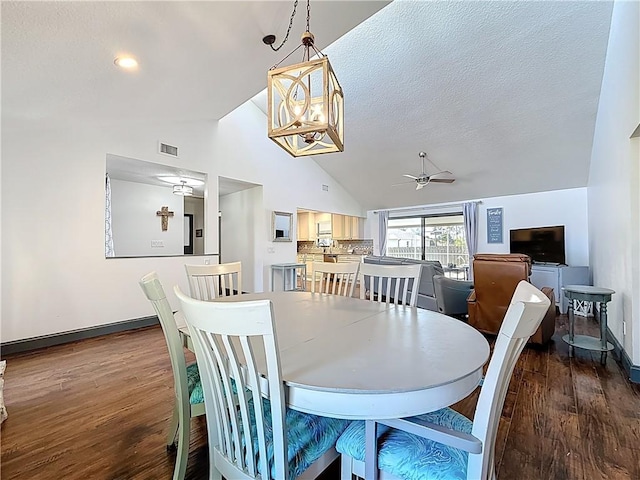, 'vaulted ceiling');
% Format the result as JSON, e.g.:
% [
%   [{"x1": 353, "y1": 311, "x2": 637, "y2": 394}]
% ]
[{"x1": 2, "y1": 1, "x2": 614, "y2": 211}]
